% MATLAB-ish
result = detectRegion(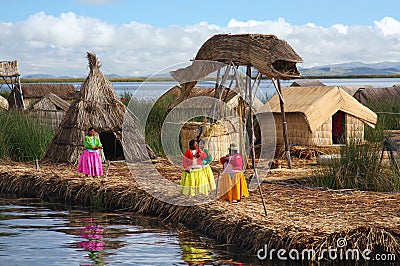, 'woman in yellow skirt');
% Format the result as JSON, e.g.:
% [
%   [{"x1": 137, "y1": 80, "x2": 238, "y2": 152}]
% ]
[
  {"x1": 199, "y1": 139, "x2": 216, "y2": 192},
  {"x1": 180, "y1": 139, "x2": 211, "y2": 196},
  {"x1": 219, "y1": 143, "x2": 249, "y2": 203}
]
